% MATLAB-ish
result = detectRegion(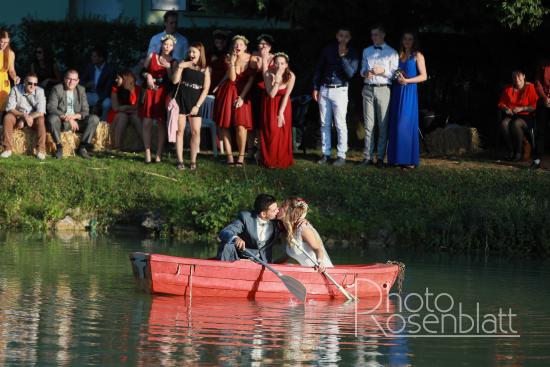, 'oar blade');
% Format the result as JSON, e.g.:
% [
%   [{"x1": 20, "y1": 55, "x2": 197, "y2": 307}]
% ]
[{"x1": 281, "y1": 275, "x2": 307, "y2": 303}]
